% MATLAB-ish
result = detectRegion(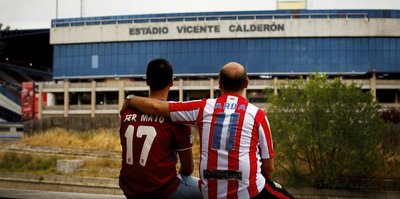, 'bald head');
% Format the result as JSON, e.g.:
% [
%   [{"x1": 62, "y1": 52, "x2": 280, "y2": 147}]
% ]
[{"x1": 219, "y1": 62, "x2": 249, "y2": 93}]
